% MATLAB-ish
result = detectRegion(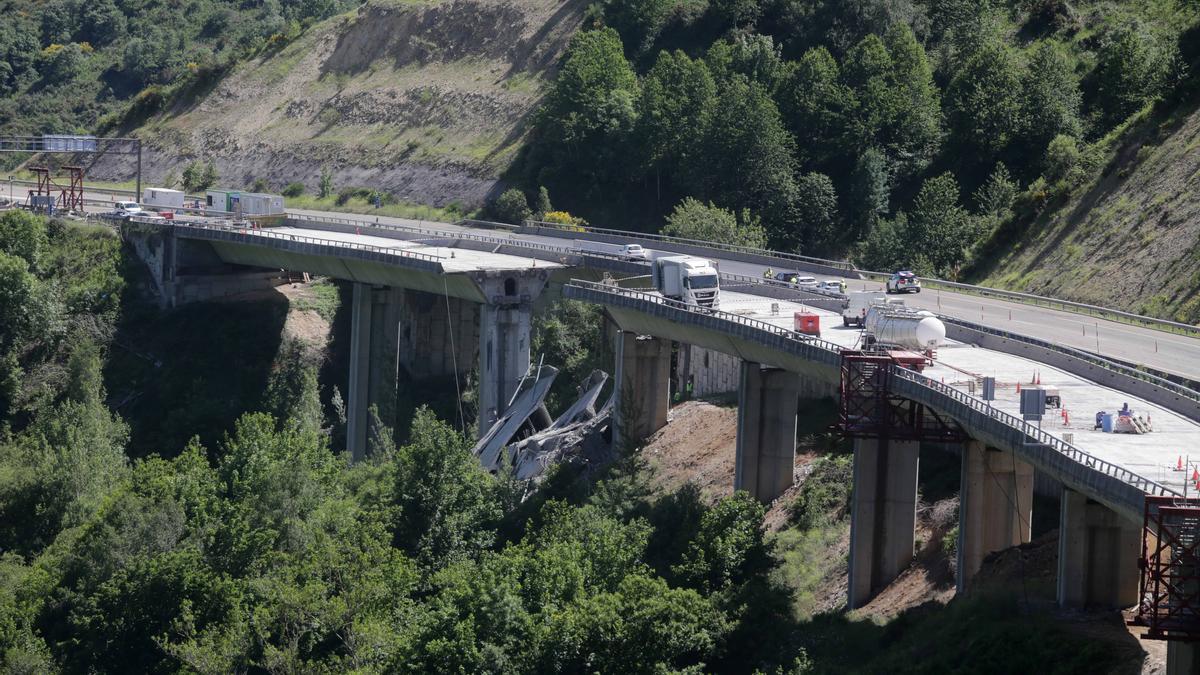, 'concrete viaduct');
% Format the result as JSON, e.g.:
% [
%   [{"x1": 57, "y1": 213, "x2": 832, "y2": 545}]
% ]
[{"x1": 120, "y1": 213, "x2": 1200, "y2": 671}]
